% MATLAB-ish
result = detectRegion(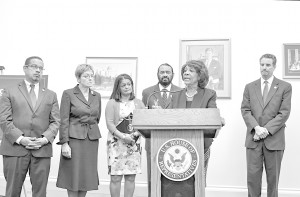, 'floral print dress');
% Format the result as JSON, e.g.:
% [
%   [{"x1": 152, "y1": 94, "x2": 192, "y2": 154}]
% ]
[{"x1": 107, "y1": 101, "x2": 142, "y2": 175}]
